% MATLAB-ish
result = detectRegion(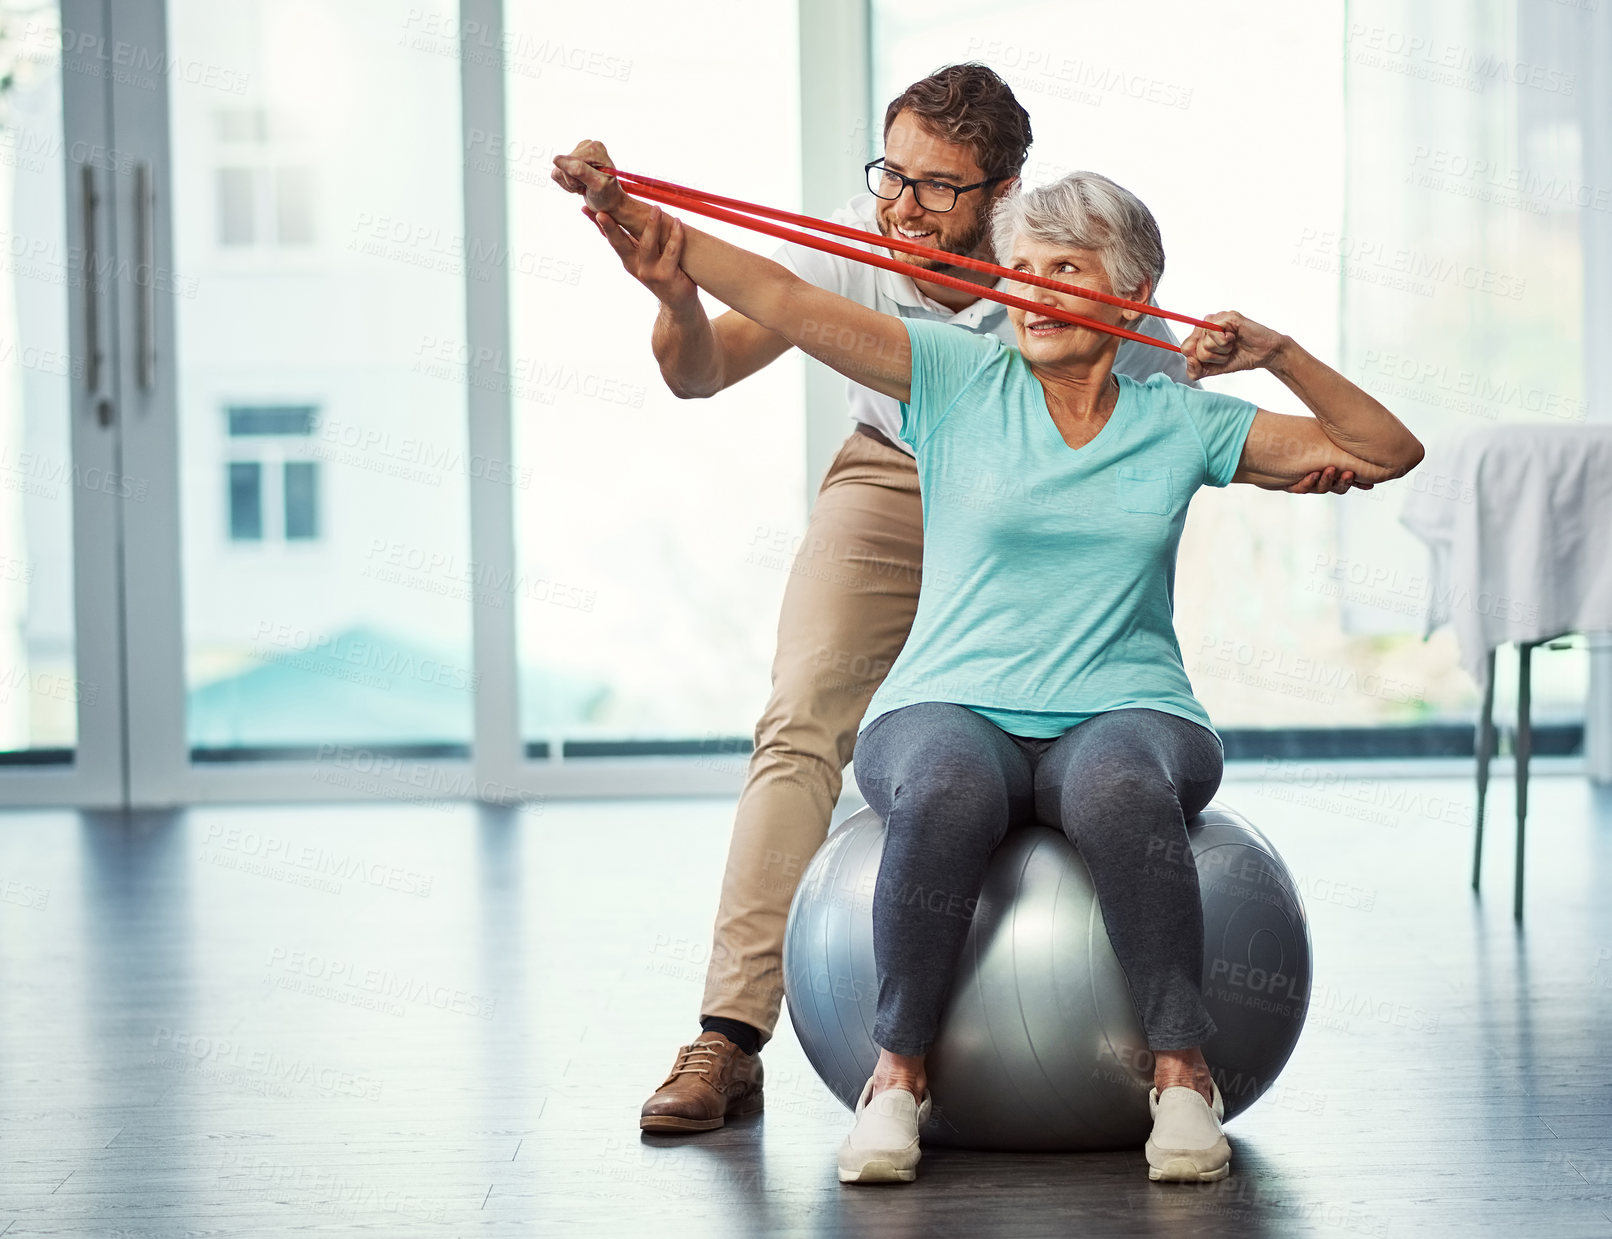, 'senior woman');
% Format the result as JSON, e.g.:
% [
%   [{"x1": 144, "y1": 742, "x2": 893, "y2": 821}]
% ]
[{"x1": 554, "y1": 153, "x2": 1423, "y2": 1184}]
